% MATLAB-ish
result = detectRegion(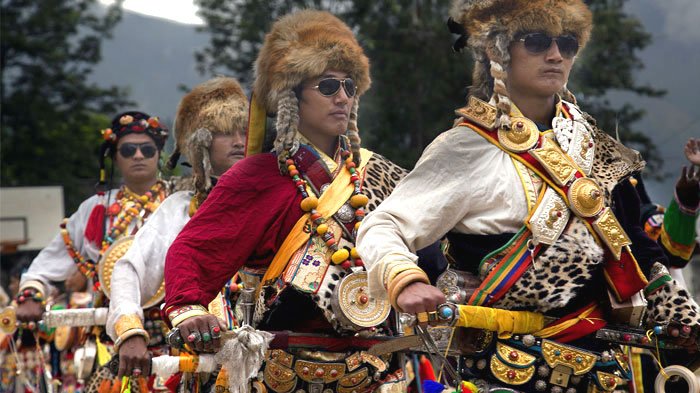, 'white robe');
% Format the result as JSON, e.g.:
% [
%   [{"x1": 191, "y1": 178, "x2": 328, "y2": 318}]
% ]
[
  {"x1": 106, "y1": 191, "x2": 192, "y2": 340},
  {"x1": 356, "y1": 126, "x2": 530, "y2": 296},
  {"x1": 20, "y1": 189, "x2": 122, "y2": 296}
]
